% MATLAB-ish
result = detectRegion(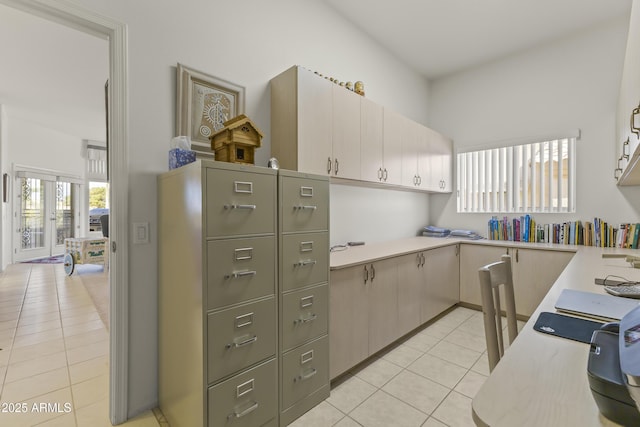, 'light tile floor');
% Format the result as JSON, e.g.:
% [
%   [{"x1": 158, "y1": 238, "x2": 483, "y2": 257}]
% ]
[
  {"x1": 290, "y1": 306, "x2": 523, "y2": 427},
  {"x1": 0, "y1": 262, "x2": 161, "y2": 427},
  {"x1": 0, "y1": 261, "x2": 519, "y2": 427}
]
